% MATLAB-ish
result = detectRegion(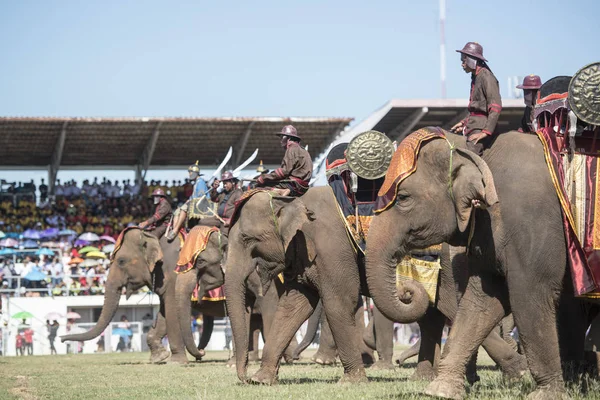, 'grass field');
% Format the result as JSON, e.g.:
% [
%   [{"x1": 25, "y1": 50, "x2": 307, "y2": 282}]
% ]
[{"x1": 2, "y1": 348, "x2": 600, "y2": 400}]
